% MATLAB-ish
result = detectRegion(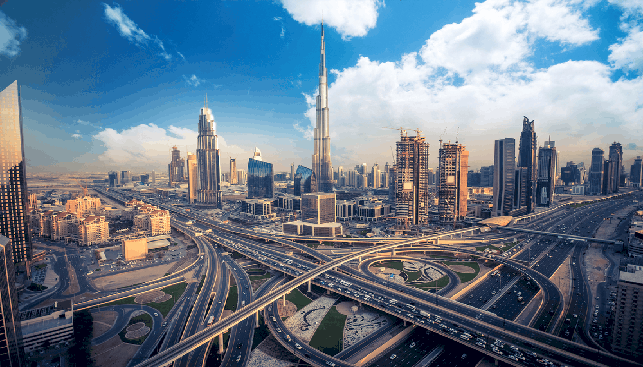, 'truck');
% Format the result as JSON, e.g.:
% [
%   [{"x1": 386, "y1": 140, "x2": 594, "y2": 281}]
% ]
[{"x1": 420, "y1": 310, "x2": 430, "y2": 318}]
